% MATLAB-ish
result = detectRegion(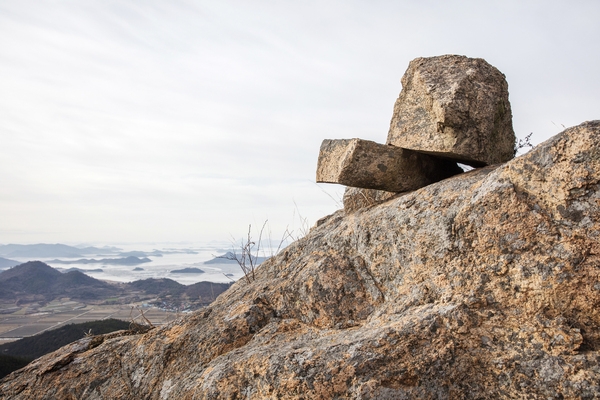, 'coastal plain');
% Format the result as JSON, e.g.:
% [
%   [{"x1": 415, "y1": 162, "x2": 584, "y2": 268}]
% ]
[{"x1": 0, "y1": 299, "x2": 180, "y2": 343}]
